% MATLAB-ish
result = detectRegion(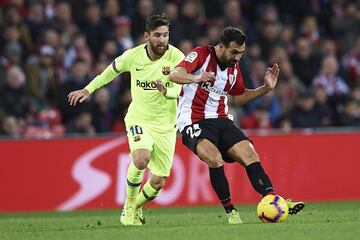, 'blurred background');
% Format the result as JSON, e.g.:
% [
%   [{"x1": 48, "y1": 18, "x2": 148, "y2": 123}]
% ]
[
  {"x1": 0, "y1": 0, "x2": 360, "y2": 213},
  {"x1": 0, "y1": 0, "x2": 359, "y2": 139}
]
